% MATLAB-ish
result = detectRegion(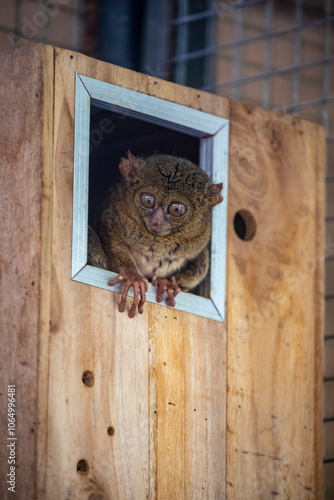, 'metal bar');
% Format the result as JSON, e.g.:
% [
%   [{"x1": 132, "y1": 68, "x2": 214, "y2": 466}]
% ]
[
  {"x1": 276, "y1": 95, "x2": 334, "y2": 114},
  {"x1": 140, "y1": 0, "x2": 170, "y2": 77},
  {"x1": 170, "y1": 0, "x2": 263, "y2": 26},
  {"x1": 203, "y1": 0, "x2": 215, "y2": 88},
  {"x1": 41, "y1": 0, "x2": 52, "y2": 44},
  {"x1": 72, "y1": 0, "x2": 84, "y2": 51},
  {"x1": 81, "y1": 74, "x2": 227, "y2": 135},
  {"x1": 202, "y1": 56, "x2": 334, "y2": 92},
  {"x1": 74, "y1": 75, "x2": 229, "y2": 322},
  {"x1": 14, "y1": 0, "x2": 22, "y2": 43},
  {"x1": 322, "y1": 0, "x2": 332, "y2": 134},
  {"x1": 169, "y1": 15, "x2": 334, "y2": 65},
  {"x1": 174, "y1": 0, "x2": 189, "y2": 85},
  {"x1": 232, "y1": 5, "x2": 244, "y2": 101},
  {"x1": 292, "y1": 0, "x2": 302, "y2": 115},
  {"x1": 262, "y1": 0, "x2": 274, "y2": 108}
]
